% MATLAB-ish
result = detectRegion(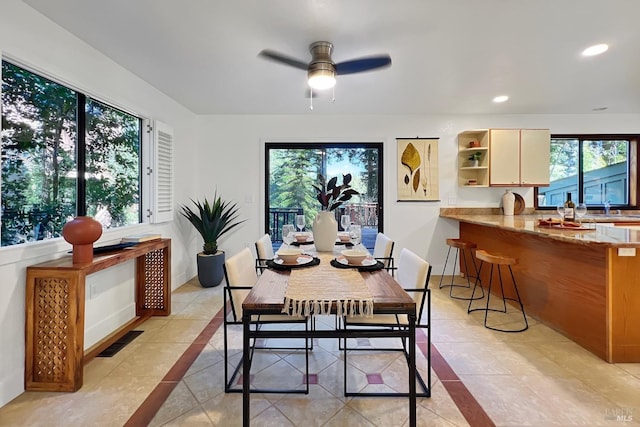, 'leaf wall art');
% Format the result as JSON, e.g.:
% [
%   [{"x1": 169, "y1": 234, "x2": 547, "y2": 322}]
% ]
[{"x1": 397, "y1": 138, "x2": 440, "y2": 201}]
